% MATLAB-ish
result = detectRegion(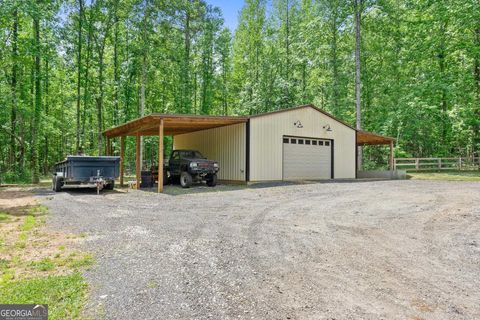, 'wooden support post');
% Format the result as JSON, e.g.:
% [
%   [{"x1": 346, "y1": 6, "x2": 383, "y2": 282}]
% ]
[
  {"x1": 120, "y1": 136, "x2": 125, "y2": 187},
  {"x1": 389, "y1": 141, "x2": 394, "y2": 171},
  {"x1": 106, "y1": 138, "x2": 111, "y2": 156},
  {"x1": 158, "y1": 119, "x2": 164, "y2": 193},
  {"x1": 136, "y1": 133, "x2": 141, "y2": 190}
]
